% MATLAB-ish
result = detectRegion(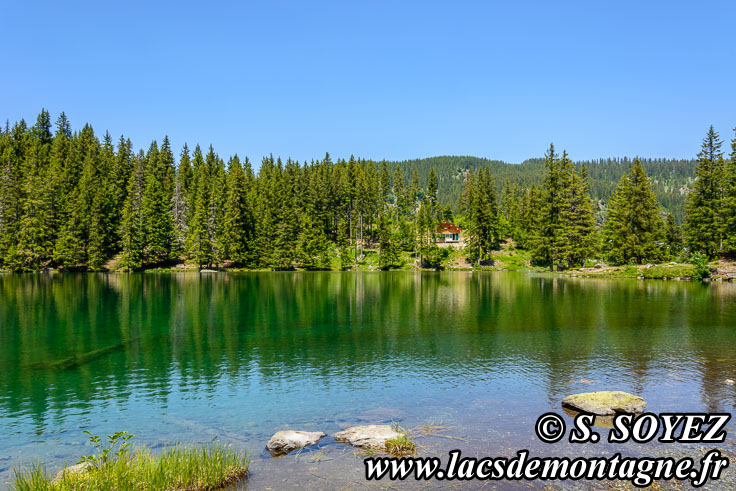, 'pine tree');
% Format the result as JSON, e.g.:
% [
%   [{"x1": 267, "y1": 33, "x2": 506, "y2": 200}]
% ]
[
  {"x1": 86, "y1": 132, "x2": 118, "y2": 269},
  {"x1": 462, "y1": 167, "x2": 500, "y2": 265},
  {"x1": 297, "y1": 215, "x2": 331, "y2": 270},
  {"x1": 378, "y1": 211, "x2": 400, "y2": 269},
  {"x1": 685, "y1": 126, "x2": 724, "y2": 257},
  {"x1": 416, "y1": 196, "x2": 439, "y2": 267},
  {"x1": 337, "y1": 218, "x2": 353, "y2": 270},
  {"x1": 664, "y1": 212, "x2": 682, "y2": 258},
  {"x1": 55, "y1": 123, "x2": 99, "y2": 269},
  {"x1": 602, "y1": 159, "x2": 664, "y2": 264},
  {"x1": 393, "y1": 166, "x2": 409, "y2": 216},
  {"x1": 379, "y1": 161, "x2": 391, "y2": 203},
  {"x1": 222, "y1": 155, "x2": 254, "y2": 265},
  {"x1": 722, "y1": 128, "x2": 736, "y2": 252},
  {"x1": 109, "y1": 135, "x2": 133, "y2": 249},
  {"x1": 531, "y1": 145, "x2": 578, "y2": 270},
  {"x1": 142, "y1": 138, "x2": 174, "y2": 263},
  {"x1": 560, "y1": 162, "x2": 597, "y2": 267},
  {"x1": 11, "y1": 110, "x2": 54, "y2": 270},
  {"x1": 427, "y1": 167, "x2": 438, "y2": 218},
  {"x1": 119, "y1": 152, "x2": 146, "y2": 271},
  {"x1": 186, "y1": 146, "x2": 212, "y2": 268},
  {"x1": 0, "y1": 121, "x2": 28, "y2": 267},
  {"x1": 171, "y1": 144, "x2": 192, "y2": 257}
]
